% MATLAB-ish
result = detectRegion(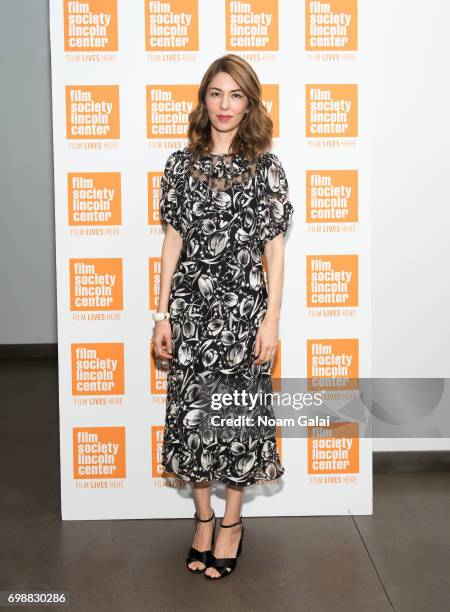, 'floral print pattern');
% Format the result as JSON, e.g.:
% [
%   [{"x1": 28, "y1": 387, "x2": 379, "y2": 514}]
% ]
[{"x1": 158, "y1": 146, "x2": 293, "y2": 486}]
